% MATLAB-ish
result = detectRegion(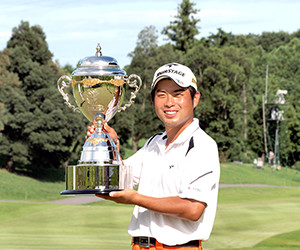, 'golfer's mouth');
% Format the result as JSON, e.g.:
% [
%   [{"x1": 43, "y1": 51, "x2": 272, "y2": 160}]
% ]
[{"x1": 164, "y1": 110, "x2": 177, "y2": 117}]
